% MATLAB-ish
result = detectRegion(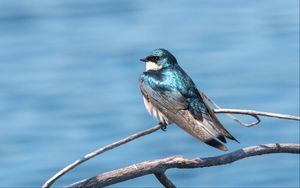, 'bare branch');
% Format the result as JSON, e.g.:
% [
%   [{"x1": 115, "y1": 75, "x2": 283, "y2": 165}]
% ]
[
  {"x1": 42, "y1": 124, "x2": 162, "y2": 188},
  {"x1": 66, "y1": 143, "x2": 300, "y2": 188},
  {"x1": 43, "y1": 108, "x2": 300, "y2": 188},
  {"x1": 200, "y1": 91, "x2": 261, "y2": 126},
  {"x1": 200, "y1": 91, "x2": 300, "y2": 125},
  {"x1": 214, "y1": 109, "x2": 300, "y2": 121},
  {"x1": 154, "y1": 171, "x2": 177, "y2": 188}
]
